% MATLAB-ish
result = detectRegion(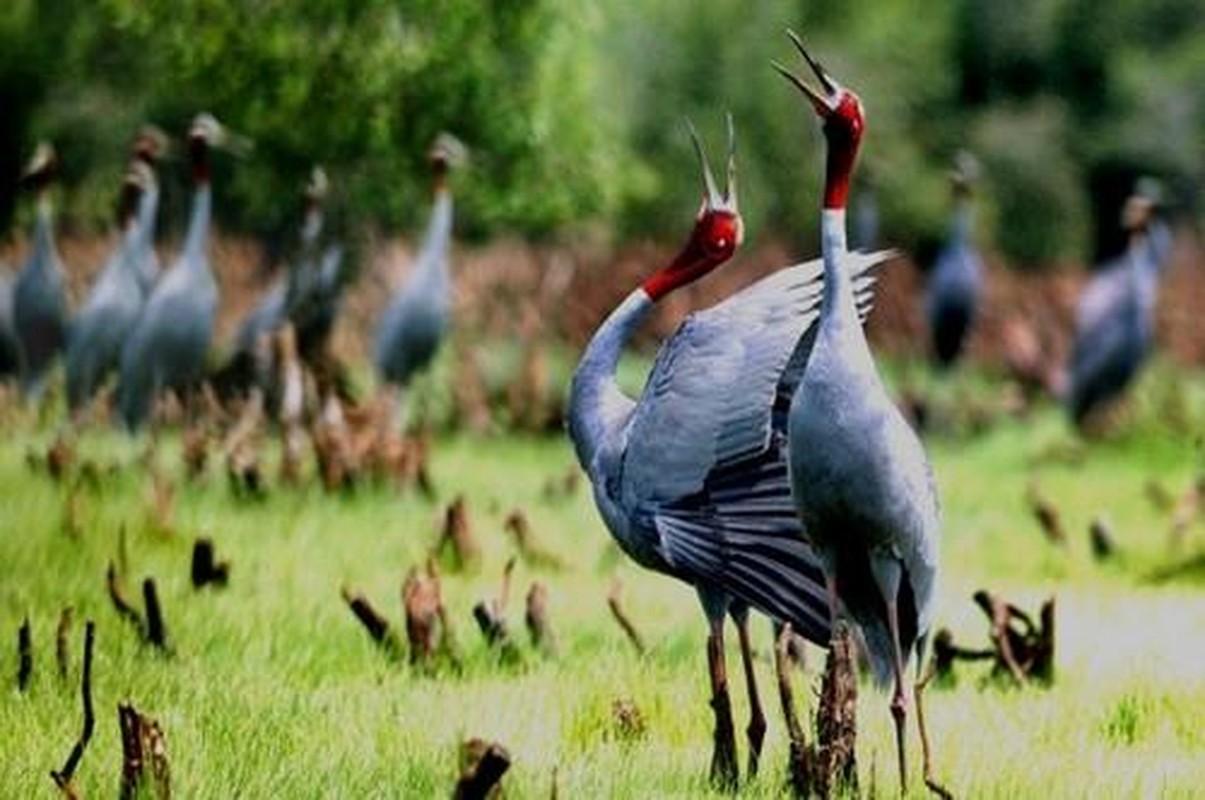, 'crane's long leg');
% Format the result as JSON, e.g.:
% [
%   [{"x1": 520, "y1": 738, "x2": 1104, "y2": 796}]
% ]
[
  {"x1": 915, "y1": 654, "x2": 953, "y2": 799},
  {"x1": 706, "y1": 617, "x2": 739, "y2": 790},
  {"x1": 732, "y1": 608, "x2": 766, "y2": 780},
  {"x1": 885, "y1": 598, "x2": 909, "y2": 797}
]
